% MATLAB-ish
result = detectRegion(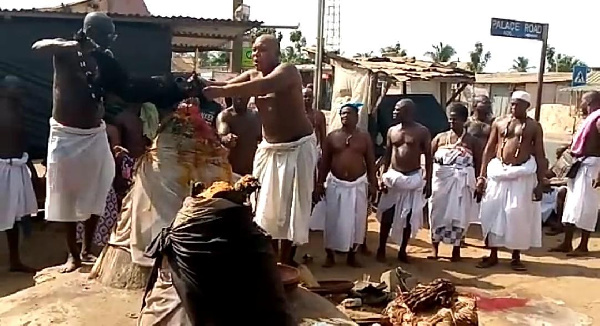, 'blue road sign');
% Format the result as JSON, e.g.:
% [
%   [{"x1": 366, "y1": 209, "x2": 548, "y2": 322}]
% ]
[
  {"x1": 572, "y1": 66, "x2": 588, "y2": 87},
  {"x1": 490, "y1": 18, "x2": 544, "y2": 40}
]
